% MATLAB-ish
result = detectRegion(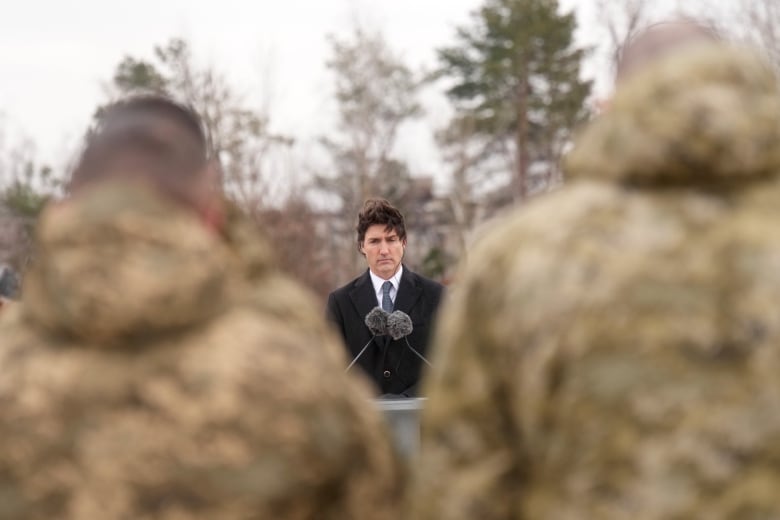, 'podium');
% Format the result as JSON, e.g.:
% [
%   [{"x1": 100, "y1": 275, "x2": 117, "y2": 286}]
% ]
[{"x1": 374, "y1": 397, "x2": 425, "y2": 457}]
